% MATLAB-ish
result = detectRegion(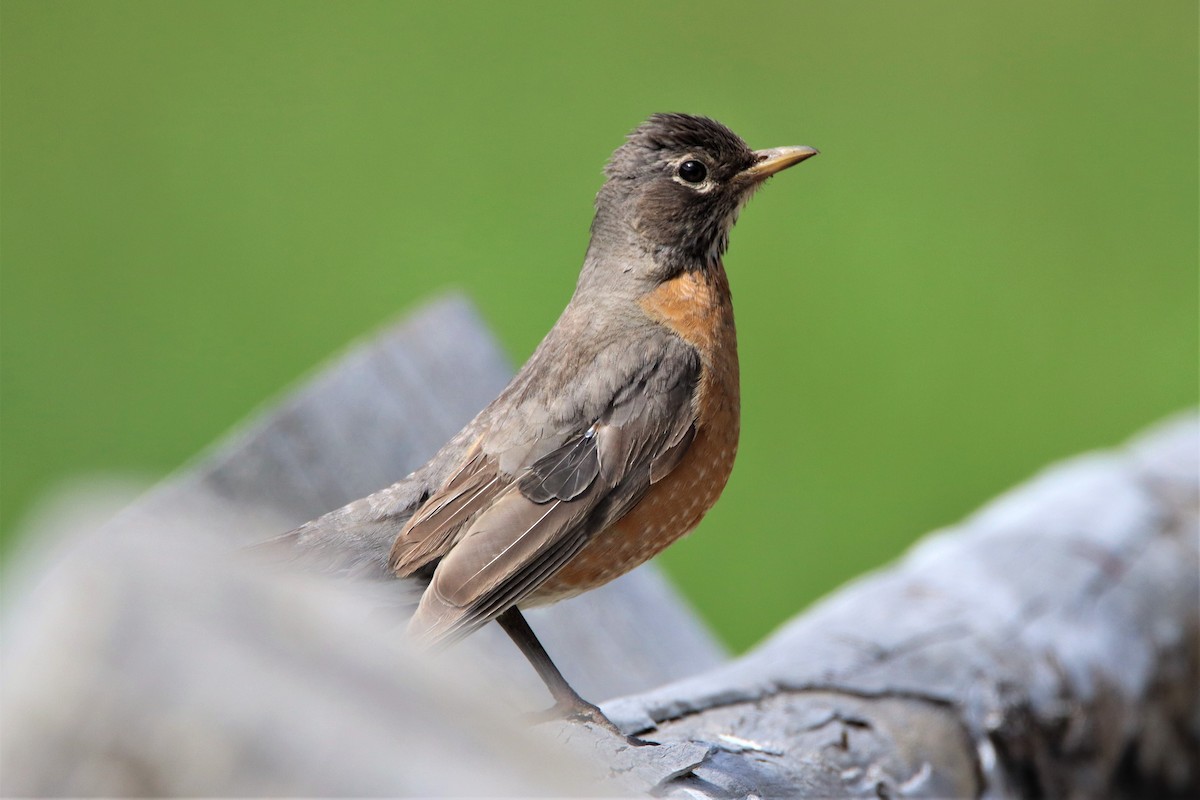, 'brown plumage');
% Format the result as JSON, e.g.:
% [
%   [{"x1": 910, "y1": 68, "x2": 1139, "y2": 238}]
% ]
[
  {"x1": 530, "y1": 266, "x2": 739, "y2": 605},
  {"x1": 278, "y1": 113, "x2": 817, "y2": 735}
]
